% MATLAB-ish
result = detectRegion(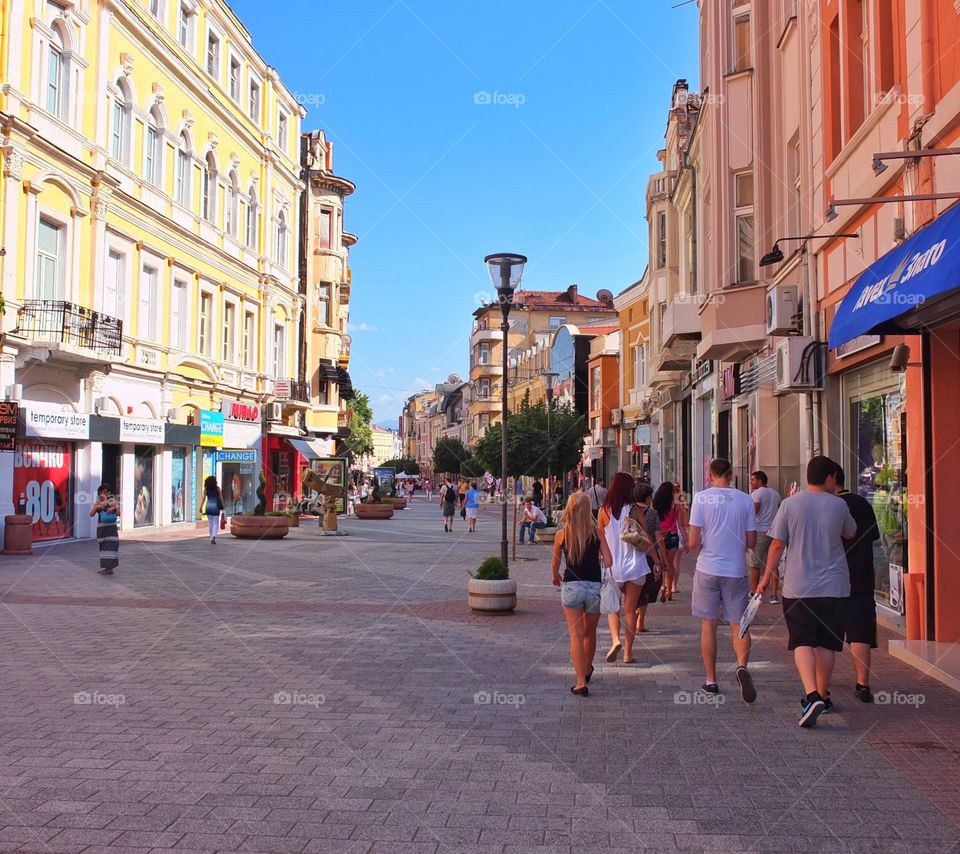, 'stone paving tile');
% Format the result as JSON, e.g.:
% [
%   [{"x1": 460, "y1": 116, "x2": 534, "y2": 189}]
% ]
[{"x1": 0, "y1": 505, "x2": 958, "y2": 853}]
